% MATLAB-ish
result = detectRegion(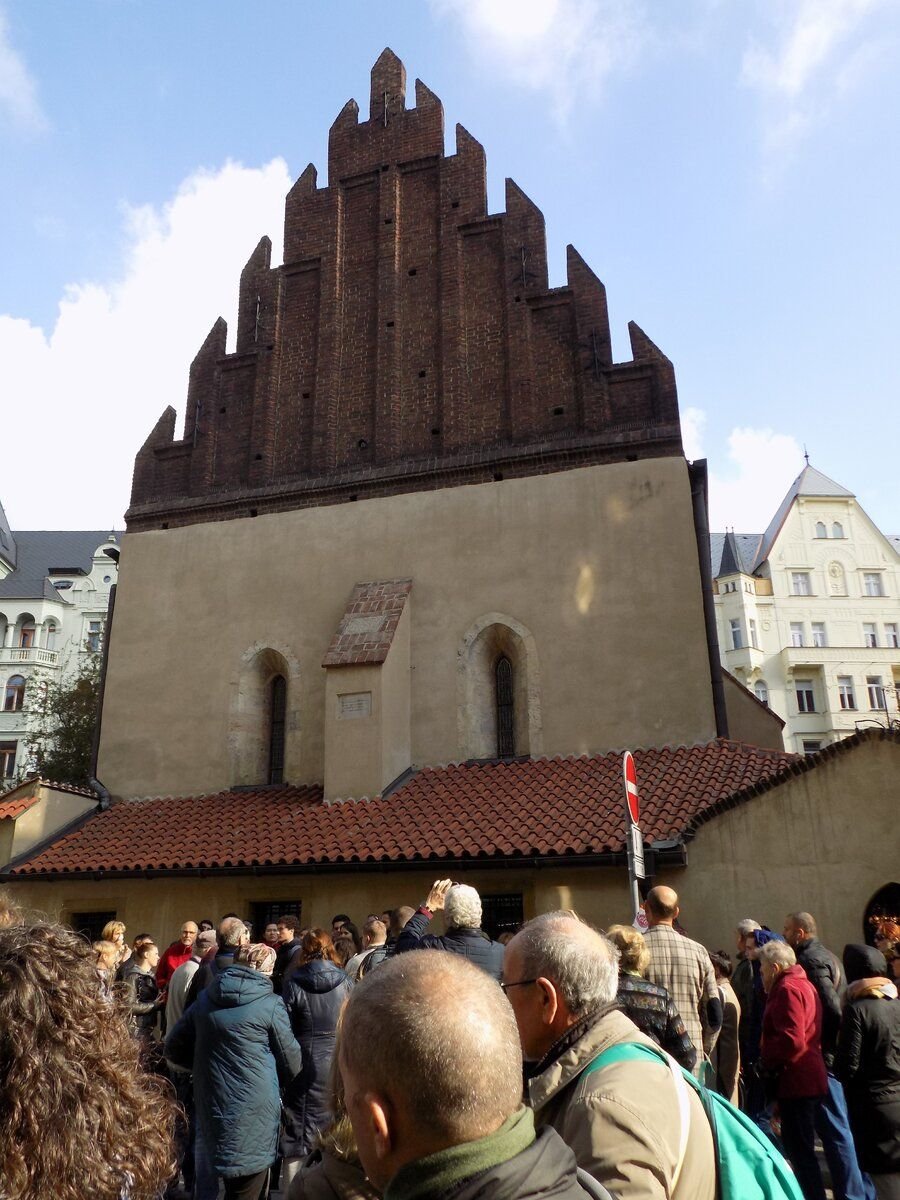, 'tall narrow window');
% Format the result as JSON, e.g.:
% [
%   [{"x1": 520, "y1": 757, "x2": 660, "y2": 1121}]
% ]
[
  {"x1": 796, "y1": 679, "x2": 815, "y2": 713},
  {"x1": 790, "y1": 622, "x2": 805, "y2": 647},
  {"x1": 885, "y1": 623, "x2": 900, "y2": 648},
  {"x1": 754, "y1": 680, "x2": 769, "y2": 705},
  {"x1": 815, "y1": 521, "x2": 827, "y2": 539},
  {"x1": 867, "y1": 676, "x2": 887, "y2": 711},
  {"x1": 749, "y1": 619, "x2": 759, "y2": 649},
  {"x1": 838, "y1": 677, "x2": 856, "y2": 711},
  {"x1": 729, "y1": 619, "x2": 743, "y2": 650},
  {"x1": 268, "y1": 675, "x2": 286, "y2": 784},
  {"x1": 832, "y1": 522, "x2": 844, "y2": 538},
  {"x1": 864, "y1": 623, "x2": 878, "y2": 648},
  {"x1": 811, "y1": 622, "x2": 827, "y2": 648},
  {"x1": 0, "y1": 741, "x2": 16, "y2": 778},
  {"x1": 495, "y1": 656, "x2": 515, "y2": 758},
  {"x1": 3, "y1": 675, "x2": 25, "y2": 712}
]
